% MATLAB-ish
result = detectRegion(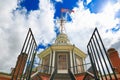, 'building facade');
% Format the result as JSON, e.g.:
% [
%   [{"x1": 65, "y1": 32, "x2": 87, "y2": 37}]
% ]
[{"x1": 37, "y1": 33, "x2": 87, "y2": 75}]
